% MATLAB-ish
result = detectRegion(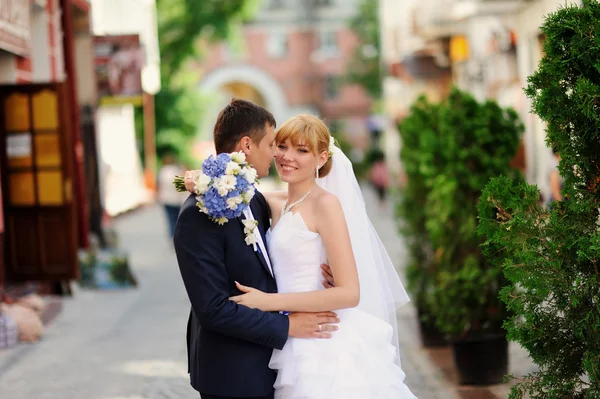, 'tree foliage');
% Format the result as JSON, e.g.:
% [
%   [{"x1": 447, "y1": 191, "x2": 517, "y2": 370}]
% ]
[
  {"x1": 397, "y1": 96, "x2": 440, "y2": 314},
  {"x1": 153, "y1": 0, "x2": 259, "y2": 162},
  {"x1": 428, "y1": 89, "x2": 523, "y2": 337},
  {"x1": 398, "y1": 89, "x2": 523, "y2": 336},
  {"x1": 344, "y1": 0, "x2": 381, "y2": 98},
  {"x1": 477, "y1": 1, "x2": 600, "y2": 397}
]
